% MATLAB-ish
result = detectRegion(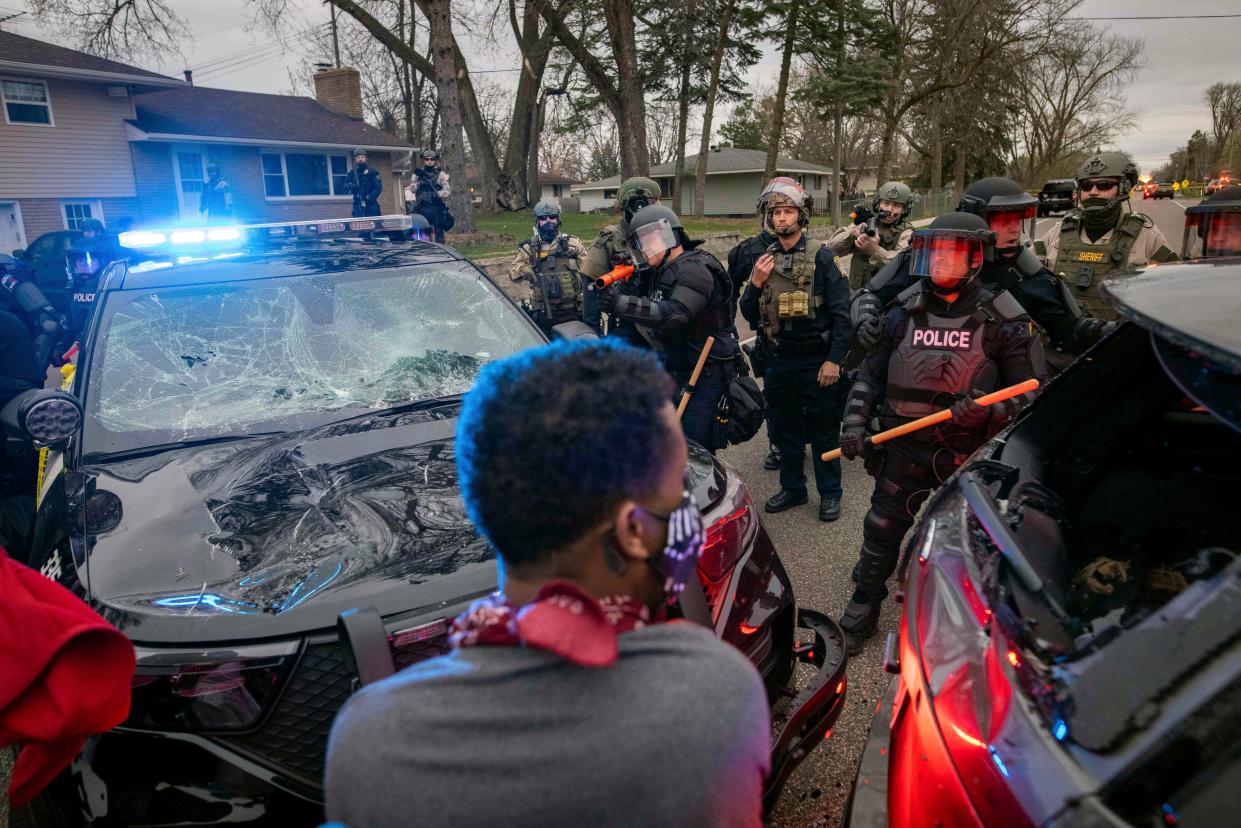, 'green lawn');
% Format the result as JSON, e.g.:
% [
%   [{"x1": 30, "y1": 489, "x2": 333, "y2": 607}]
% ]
[{"x1": 449, "y1": 209, "x2": 835, "y2": 259}]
